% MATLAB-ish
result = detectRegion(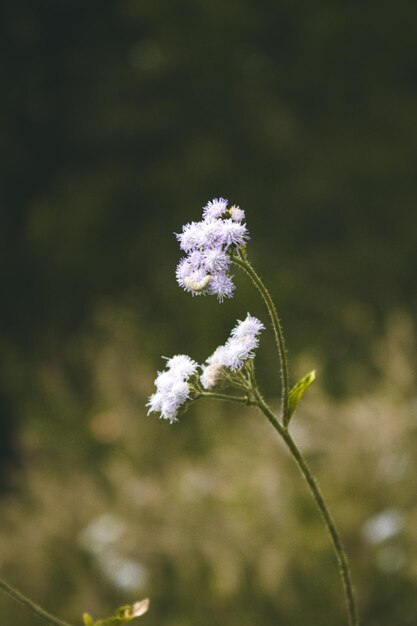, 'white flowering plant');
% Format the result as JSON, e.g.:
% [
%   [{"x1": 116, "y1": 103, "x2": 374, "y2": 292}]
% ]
[
  {"x1": 0, "y1": 197, "x2": 360, "y2": 626},
  {"x1": 147, "y1": 197, "x2": 360, "y2": 626}
]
